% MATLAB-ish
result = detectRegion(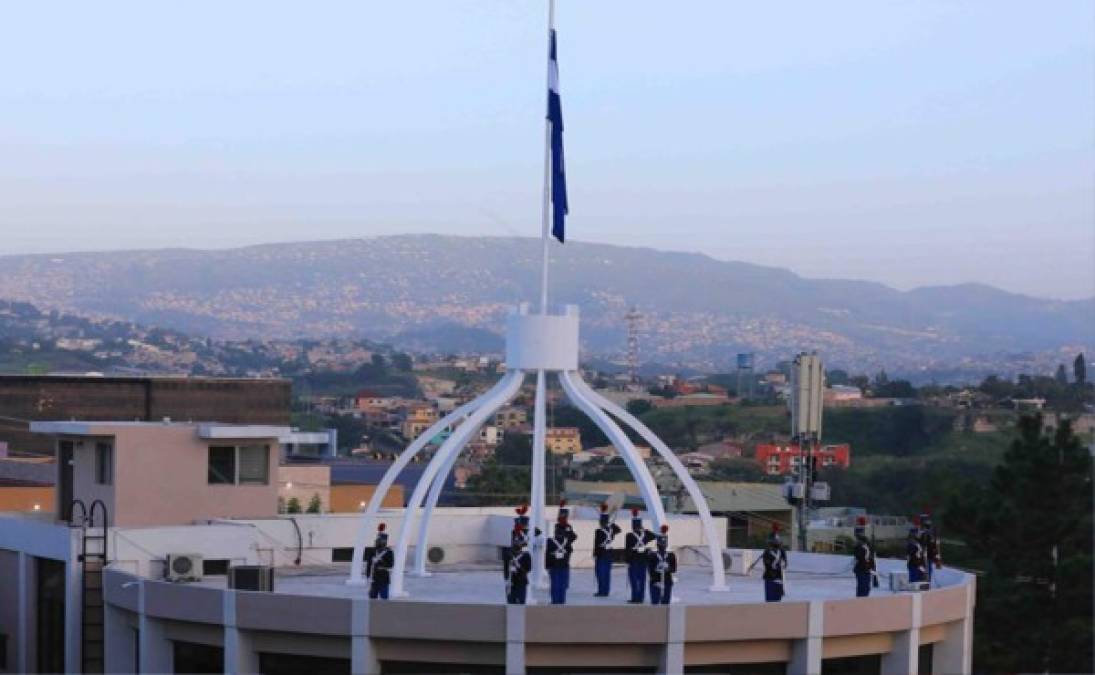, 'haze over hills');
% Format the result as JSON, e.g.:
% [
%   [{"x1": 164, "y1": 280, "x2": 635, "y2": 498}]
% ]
[{"x1": 0, "y1": 235, "x2": 1089, "y2": 376}]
